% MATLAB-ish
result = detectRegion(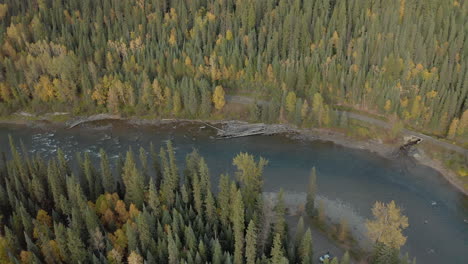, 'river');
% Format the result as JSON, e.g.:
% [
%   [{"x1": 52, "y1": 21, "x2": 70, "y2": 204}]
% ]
[{"x1": 0, "y1": 120, "x2": 467, "y2": 264}]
